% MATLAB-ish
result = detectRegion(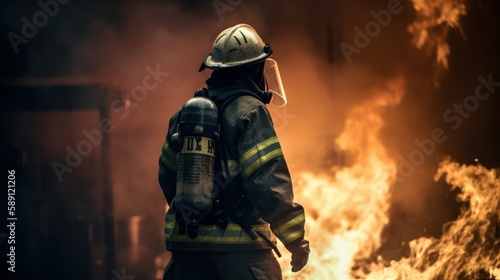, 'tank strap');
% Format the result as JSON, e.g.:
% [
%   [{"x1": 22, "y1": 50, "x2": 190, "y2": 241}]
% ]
[
  {"x1": 208, "y1": 86, "x2": 263, "y2": 109},
  {"x1": 203, "y1": 87, "x2": 261, "y2": 232},
  {"x1": 177, "y1": 87, "x2": 264, "y2": 233},
  {"x1": 205, "y1": 85, "x2": 263, "y2": 178}
]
